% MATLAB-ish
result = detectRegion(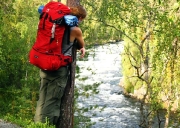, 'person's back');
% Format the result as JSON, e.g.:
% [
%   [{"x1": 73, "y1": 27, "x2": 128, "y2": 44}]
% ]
[{"x1": 34, "y1": 3, "x2": 87, "y2": 126}]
